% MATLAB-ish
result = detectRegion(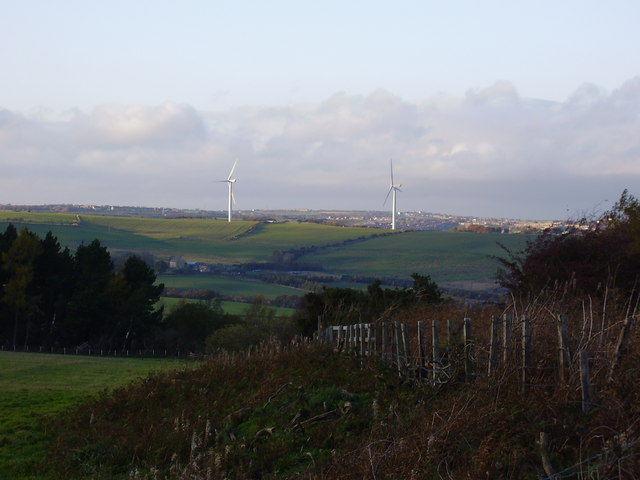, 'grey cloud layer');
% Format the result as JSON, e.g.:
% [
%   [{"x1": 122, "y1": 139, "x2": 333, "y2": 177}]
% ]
[{"x1": 1, "y1": 78, "x2": 638, "y2": 219}]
